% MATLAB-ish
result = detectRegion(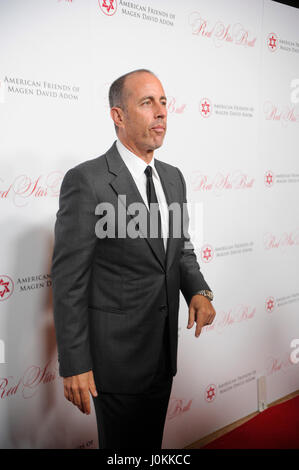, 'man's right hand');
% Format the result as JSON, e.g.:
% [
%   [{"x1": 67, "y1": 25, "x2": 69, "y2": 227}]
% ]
[{"x1": 63, "y1": 370, "x2": 98, "y2": 415}]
